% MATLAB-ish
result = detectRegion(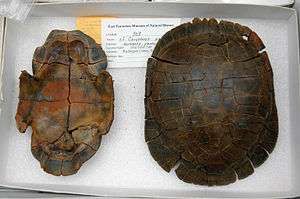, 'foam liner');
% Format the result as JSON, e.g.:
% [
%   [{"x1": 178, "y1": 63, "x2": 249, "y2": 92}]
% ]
[{"x1": 0, "y1": 15, "x2": 295, "y2": 197}]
